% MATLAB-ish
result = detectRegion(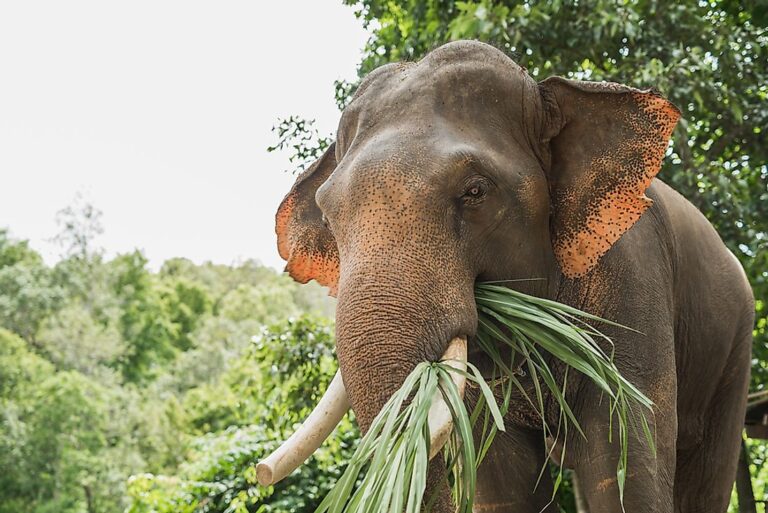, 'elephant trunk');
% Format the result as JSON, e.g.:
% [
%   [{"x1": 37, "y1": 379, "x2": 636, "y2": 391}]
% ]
[
  {"x1": 333, "y1": 265, "x2": 477, "y2": 511},
  {"x1": 257, "y1": 258, "x2": 476, "y2": 513},
  {"x1": 334, "y1": 266, "x2": 476, "y2": 434}
]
